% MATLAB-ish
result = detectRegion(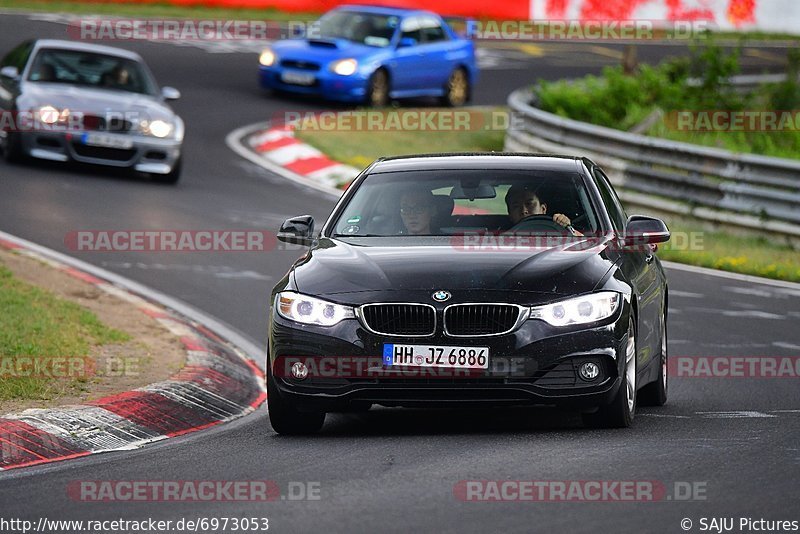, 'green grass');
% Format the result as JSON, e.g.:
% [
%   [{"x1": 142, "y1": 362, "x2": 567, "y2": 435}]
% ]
[
  {"x1": 657, "y1": 222, "x2": 800, "y2": 282},
  {"x1": 294, "y1": 107, "x2": 507, "y2": 171},
  {"x1": 0, "y1": 264, "x2": 130, "y2": 402},
  {"x1": 0, "y1": 0, "x2": 319, "y2": 21}
]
